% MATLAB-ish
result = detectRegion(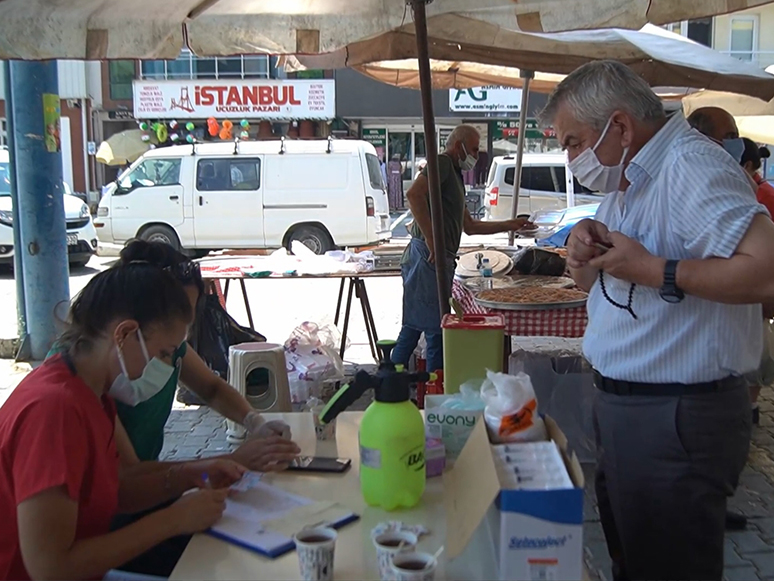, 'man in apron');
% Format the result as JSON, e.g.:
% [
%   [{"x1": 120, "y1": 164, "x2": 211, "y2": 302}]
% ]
[{"x1": 391, "y1": 124, "x2": 530, "y2": 373}]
